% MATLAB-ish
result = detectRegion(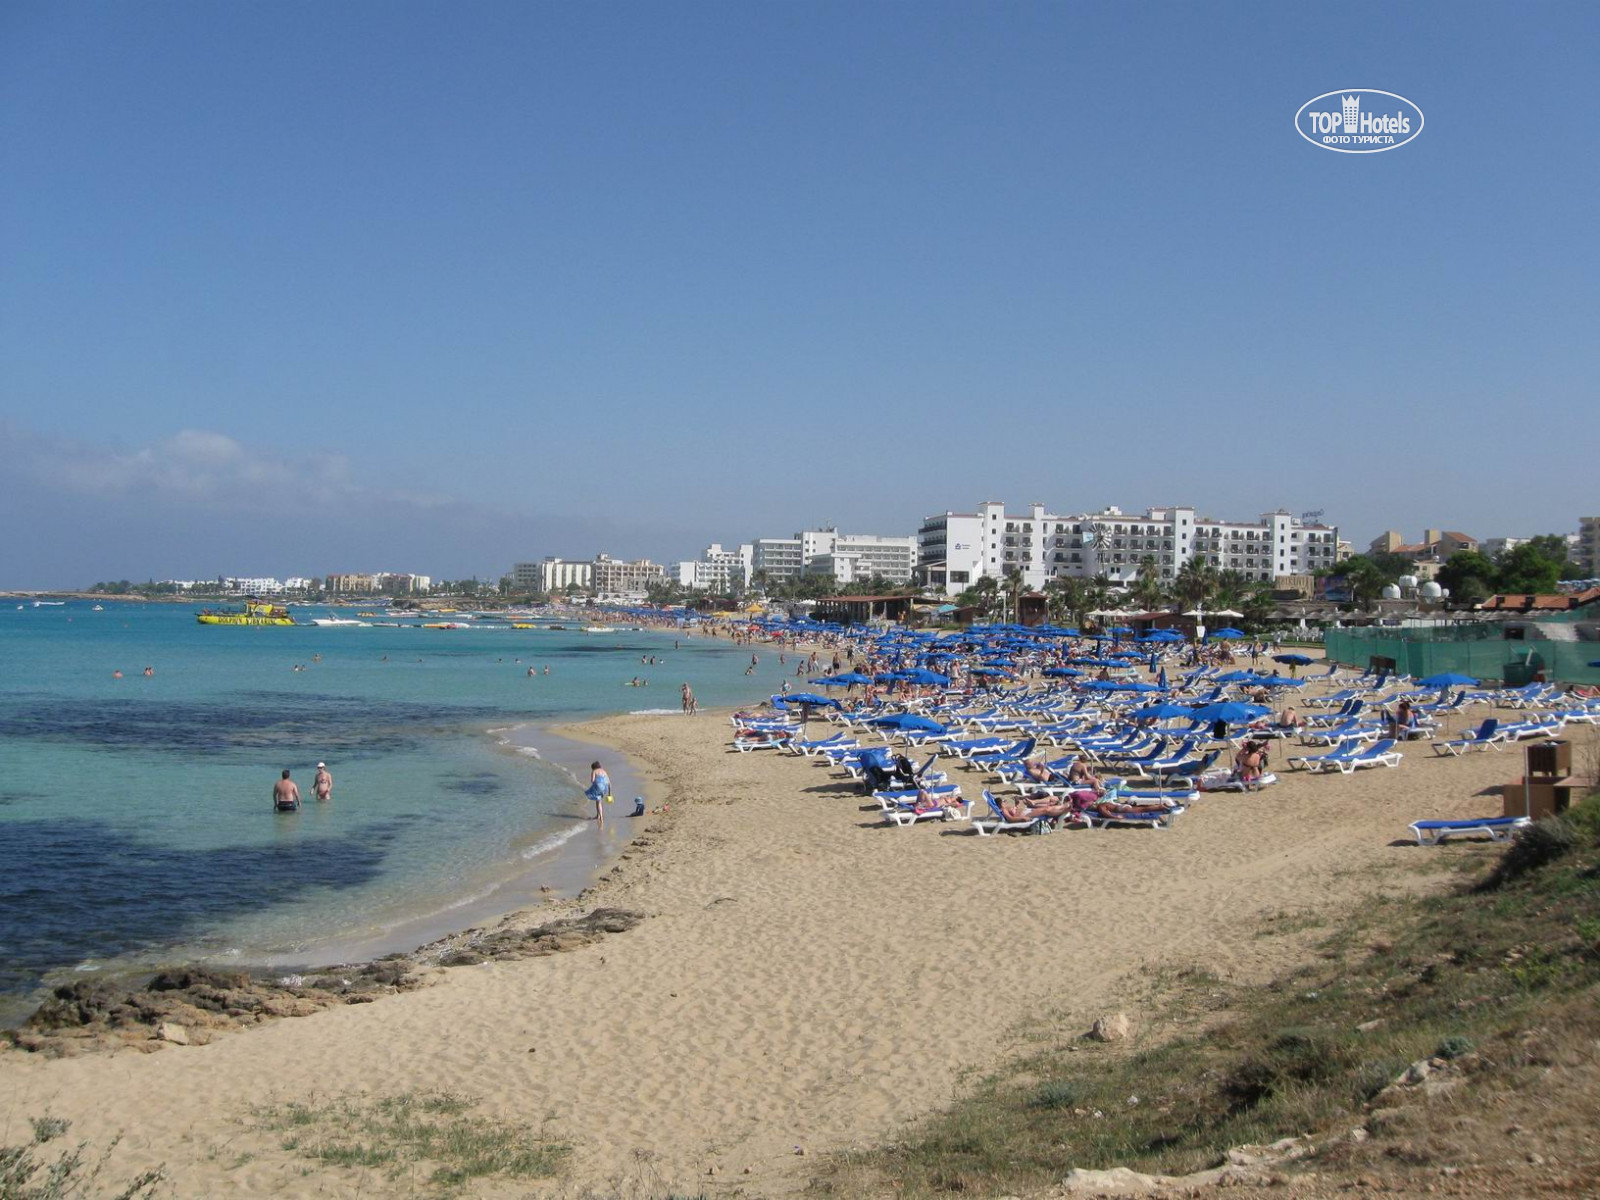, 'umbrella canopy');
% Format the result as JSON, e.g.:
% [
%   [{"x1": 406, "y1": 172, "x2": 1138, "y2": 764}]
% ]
[
  {"x1": 1042, "y1": 666, "x2": 1083, "y2": 677},
  {"x1": 1418, "y1": 672, "x2": 1479, "y2": 688},
  {"x1": 1212, "y1": 609, "x2": 1245, "y2": 618},
  {"x1": 774, "y1": 693, "x2": 840, "y2": 708},
  {"x1": 1132, "y1": 702, "x2": 1195, "y2": 720},
  {"x1": 1080, "y1": 679, "x2": 1125, "y2": 691},
  {"x1": 1112, "y1": 681, "x2": 1161, "y2": 692},
  {"x1": 1140, "y1": 629, "x2": 1186, "y2": 643},
  {"x1": 810, "y1": 672, "x2": 873, "y2": 686},
  {"x1": 1191, "y1": 701, "x2": 1271, "y2": 725},
  {"x1": 970, "y1": 667, "x2": 1018, "y2": 678},
  {"x1": 1214, "y1": 670, "x2": 1263, "y2": 683},
  {"x1": 1272, "y1": 653, "x2": 1313, "y2": 666},
  {"x1": 895, "y1": 668, "x2": 951, "y2": 686},
  {"x1": 866, "y1": 713, "x2": 948, "y2": 734},
  {"x1": 1210, "y1": 627, "x2": 1246, "y2": 640}
]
